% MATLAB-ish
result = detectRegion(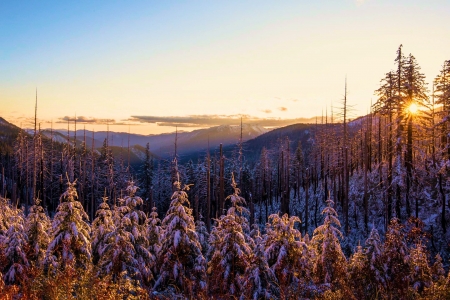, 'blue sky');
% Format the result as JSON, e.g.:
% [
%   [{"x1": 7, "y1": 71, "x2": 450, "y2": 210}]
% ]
[{"x1": 1, "y1": 1, "x2": 449, "y2": 134}]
